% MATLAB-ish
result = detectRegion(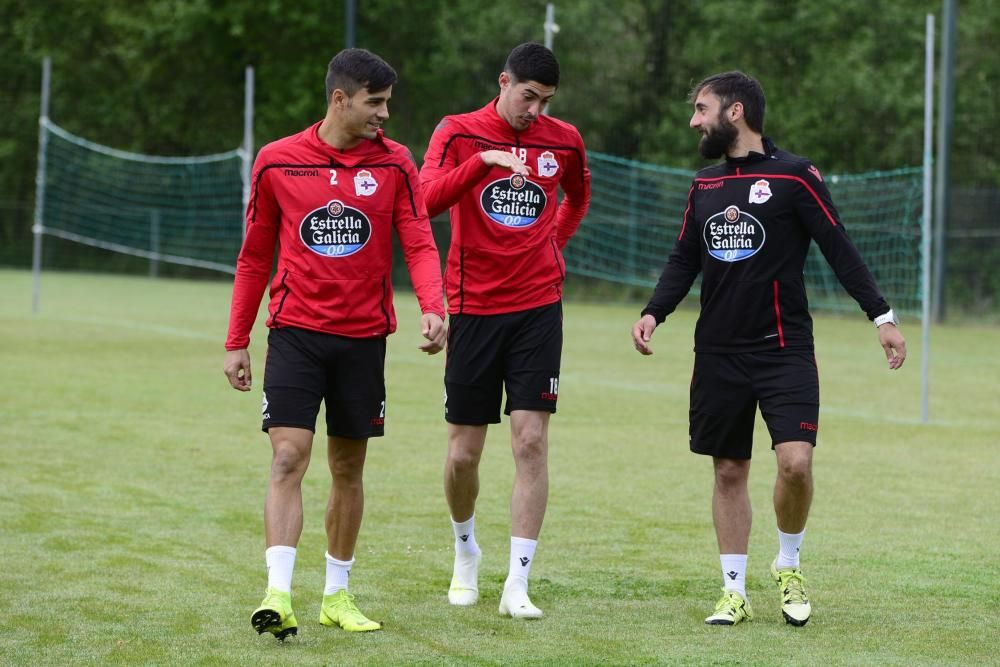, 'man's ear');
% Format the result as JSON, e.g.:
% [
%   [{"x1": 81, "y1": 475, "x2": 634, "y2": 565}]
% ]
[
  {"x1": 498, "y1": 71, "x2": 511, "y2": 90},
  {"x1": 330, "y1": 88, "x2": 347, "y2": 109},
  {"x1": 729, "y1": 101, "x2": 744, "y2": 123}
]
